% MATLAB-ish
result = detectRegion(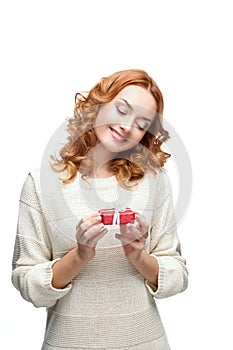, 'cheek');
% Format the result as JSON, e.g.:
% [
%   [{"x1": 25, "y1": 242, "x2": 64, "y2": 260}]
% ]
[
  {"x1": 94, "y1": 125, "x2": 107, "y2": 142},
  {"x1": 95, "y1": 114, "x2": 106, "y2": 128},
  {"x1": 133, "y1": 130, "x2": 146, "y2": 143},
  {"x1": 95, "y1": 105, "x2": 116, "y2": 128}
]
